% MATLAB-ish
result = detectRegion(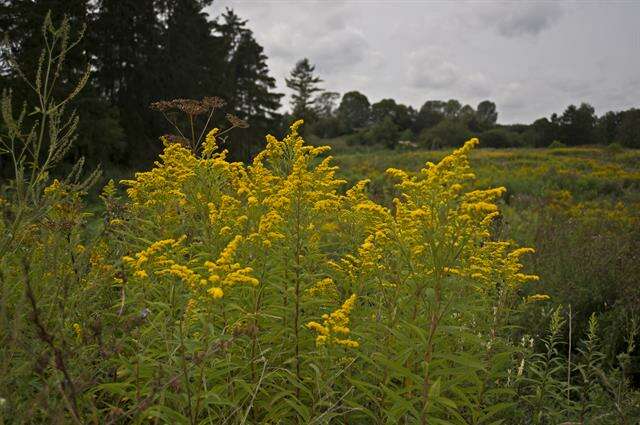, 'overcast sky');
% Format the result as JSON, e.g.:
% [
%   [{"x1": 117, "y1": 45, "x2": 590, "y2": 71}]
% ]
[{"x1": 208, "y1": 1, "x2": 640, "y2": 124}]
